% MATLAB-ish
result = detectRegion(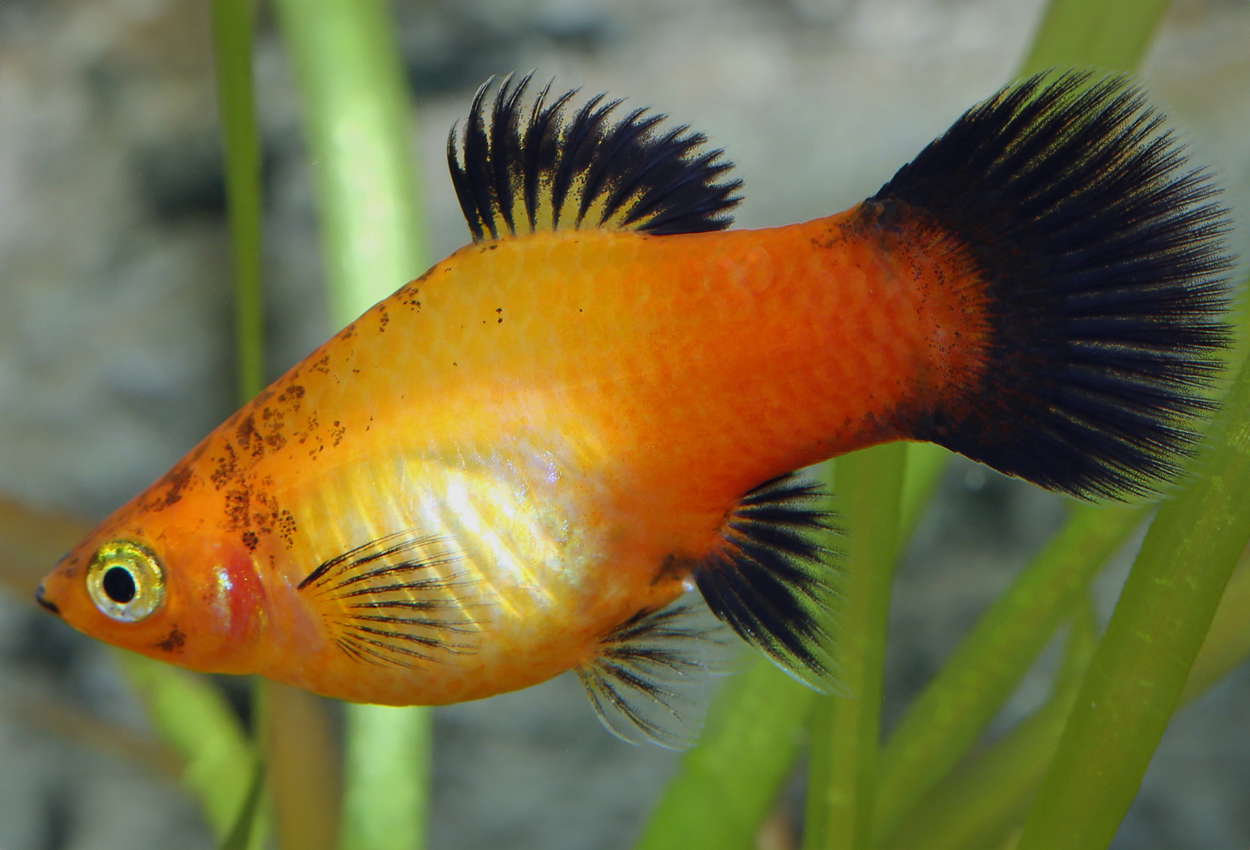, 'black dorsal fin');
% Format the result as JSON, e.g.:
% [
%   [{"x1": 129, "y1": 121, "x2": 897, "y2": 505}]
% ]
[
  {"x1": 448, "y1": 73, "x2": 743, "y2": 241},
  {"x1": 576, "y1": 601, "x2": 728, "y2": 749},
  {"x1": 694, "y1": 473, "x2": 843, "y2": 691},
  {"x1": 298, "y1": 531, "x2": 476, "y2": 668}
]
